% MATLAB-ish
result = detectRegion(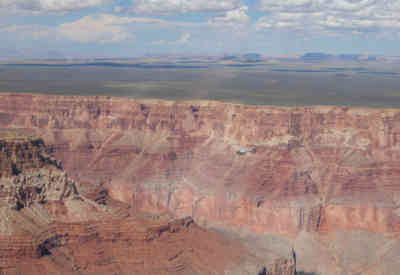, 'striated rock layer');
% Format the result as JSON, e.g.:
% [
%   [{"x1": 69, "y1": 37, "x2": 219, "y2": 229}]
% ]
[
  {"x1": 0, "y1": 216, "x2": 296, "y2": 275},
  {"x1": 0, "y1": 130, "x2": 296, "y2": 275},
  {"x1": 1, "y1": 93, "x2": 400, "y2": 273}
]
